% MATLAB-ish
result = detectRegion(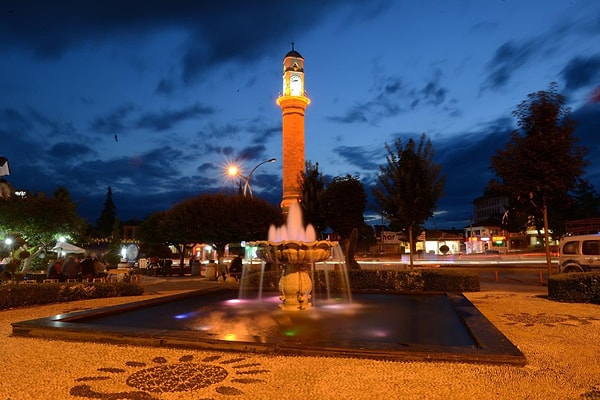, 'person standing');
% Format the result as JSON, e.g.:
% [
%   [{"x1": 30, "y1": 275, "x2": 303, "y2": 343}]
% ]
[{"x1": 229, "y1": 255, "x2": 243, "y2": 281}]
